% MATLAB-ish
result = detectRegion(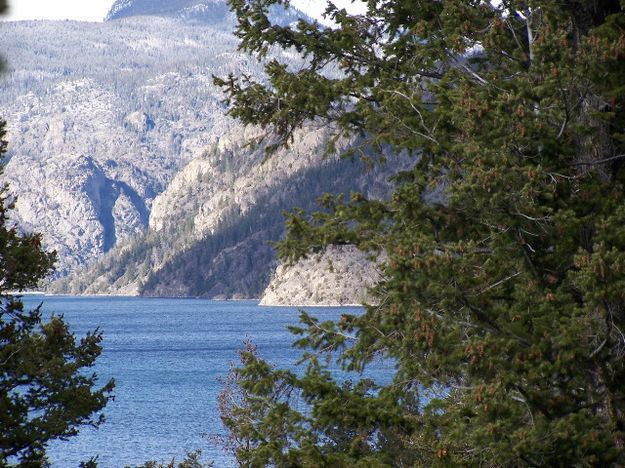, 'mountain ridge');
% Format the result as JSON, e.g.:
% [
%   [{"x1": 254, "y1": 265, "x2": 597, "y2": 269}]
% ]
[
  {"x1": 104, "y1": 0, "x2": 313, "y2": 27},
  {"x1": 0, "y1": 17, "x2": 248, "y2": 275},
  {"x1": 105, "y1": 0, "x2": 232, "y2": 25},
  {"x1": 2, "y1": 2, "x2": 399, "y2": 303},
  {"x1": 50, "y1": 126, "x2": 407, "y2": 299}
]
